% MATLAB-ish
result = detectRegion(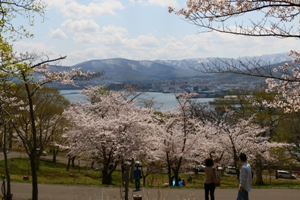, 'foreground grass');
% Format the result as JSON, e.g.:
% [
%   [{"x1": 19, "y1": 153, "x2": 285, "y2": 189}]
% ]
[
  {"x1": 0, "y1": 158, "x2": 106, "y2": 186},
  {"x1": 0, "y1": 158, "x2": 300, "y2": 189}
]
